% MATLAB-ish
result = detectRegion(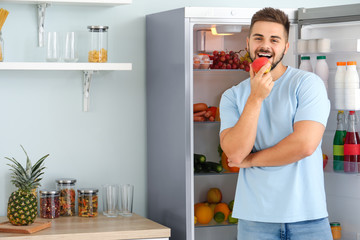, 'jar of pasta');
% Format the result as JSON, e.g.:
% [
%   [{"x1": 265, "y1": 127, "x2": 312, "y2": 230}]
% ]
[
  {"x1": 39, "y1": 190, "x2": 60, "y2": 219},
  {"x1": 78, "y1": 188, "x2": 98, "y2": 217},
  {"x1": 0, "y1": 31, "x2": 4, "y2": 62},
  {"x1": 88, "y1": 26, "x2": 108, "y2": 63},
  {"x1": 55, "y1": 178, "x2": 76, "y2": 216}
]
